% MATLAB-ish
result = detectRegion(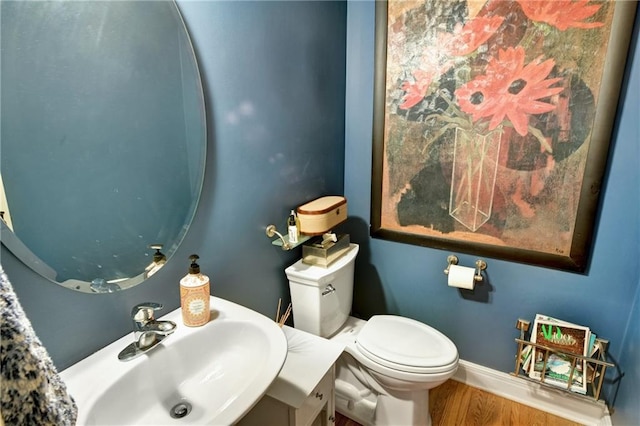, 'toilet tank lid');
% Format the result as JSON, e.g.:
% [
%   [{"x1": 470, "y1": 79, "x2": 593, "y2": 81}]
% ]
[
  {"x1": 285, "y1": 244, "x2": 359, "y2": 284},
  {"x1": 356, "y1": 315, "x2": 458, "y2": 370}
]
